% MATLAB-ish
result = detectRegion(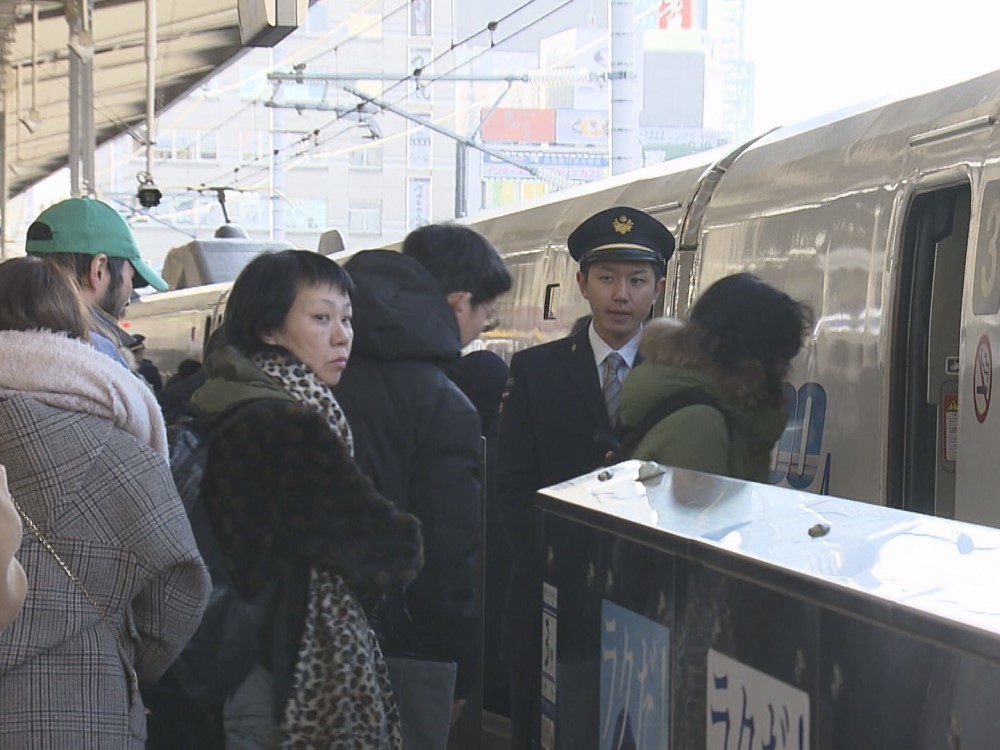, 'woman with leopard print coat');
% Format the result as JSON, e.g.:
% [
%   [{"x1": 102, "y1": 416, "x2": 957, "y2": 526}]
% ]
[{"x1": 190, "y1": 250, "x2": 424, "y2": 749}]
